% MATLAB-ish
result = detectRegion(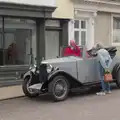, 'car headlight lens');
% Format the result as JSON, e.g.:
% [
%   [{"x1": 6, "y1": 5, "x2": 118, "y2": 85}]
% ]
[
  {"x1": 29, "y1": 64, "x2": 36, "y2": 73},
  {"x1": 29, "y1": 66, "x2": 32, "y2": 70},
  {"x1": 31, "y1": 68, "x2": 36, "y2": 72},
  {"x1": 47, "y1": 64, "x2": 53, "y2": 73}
]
